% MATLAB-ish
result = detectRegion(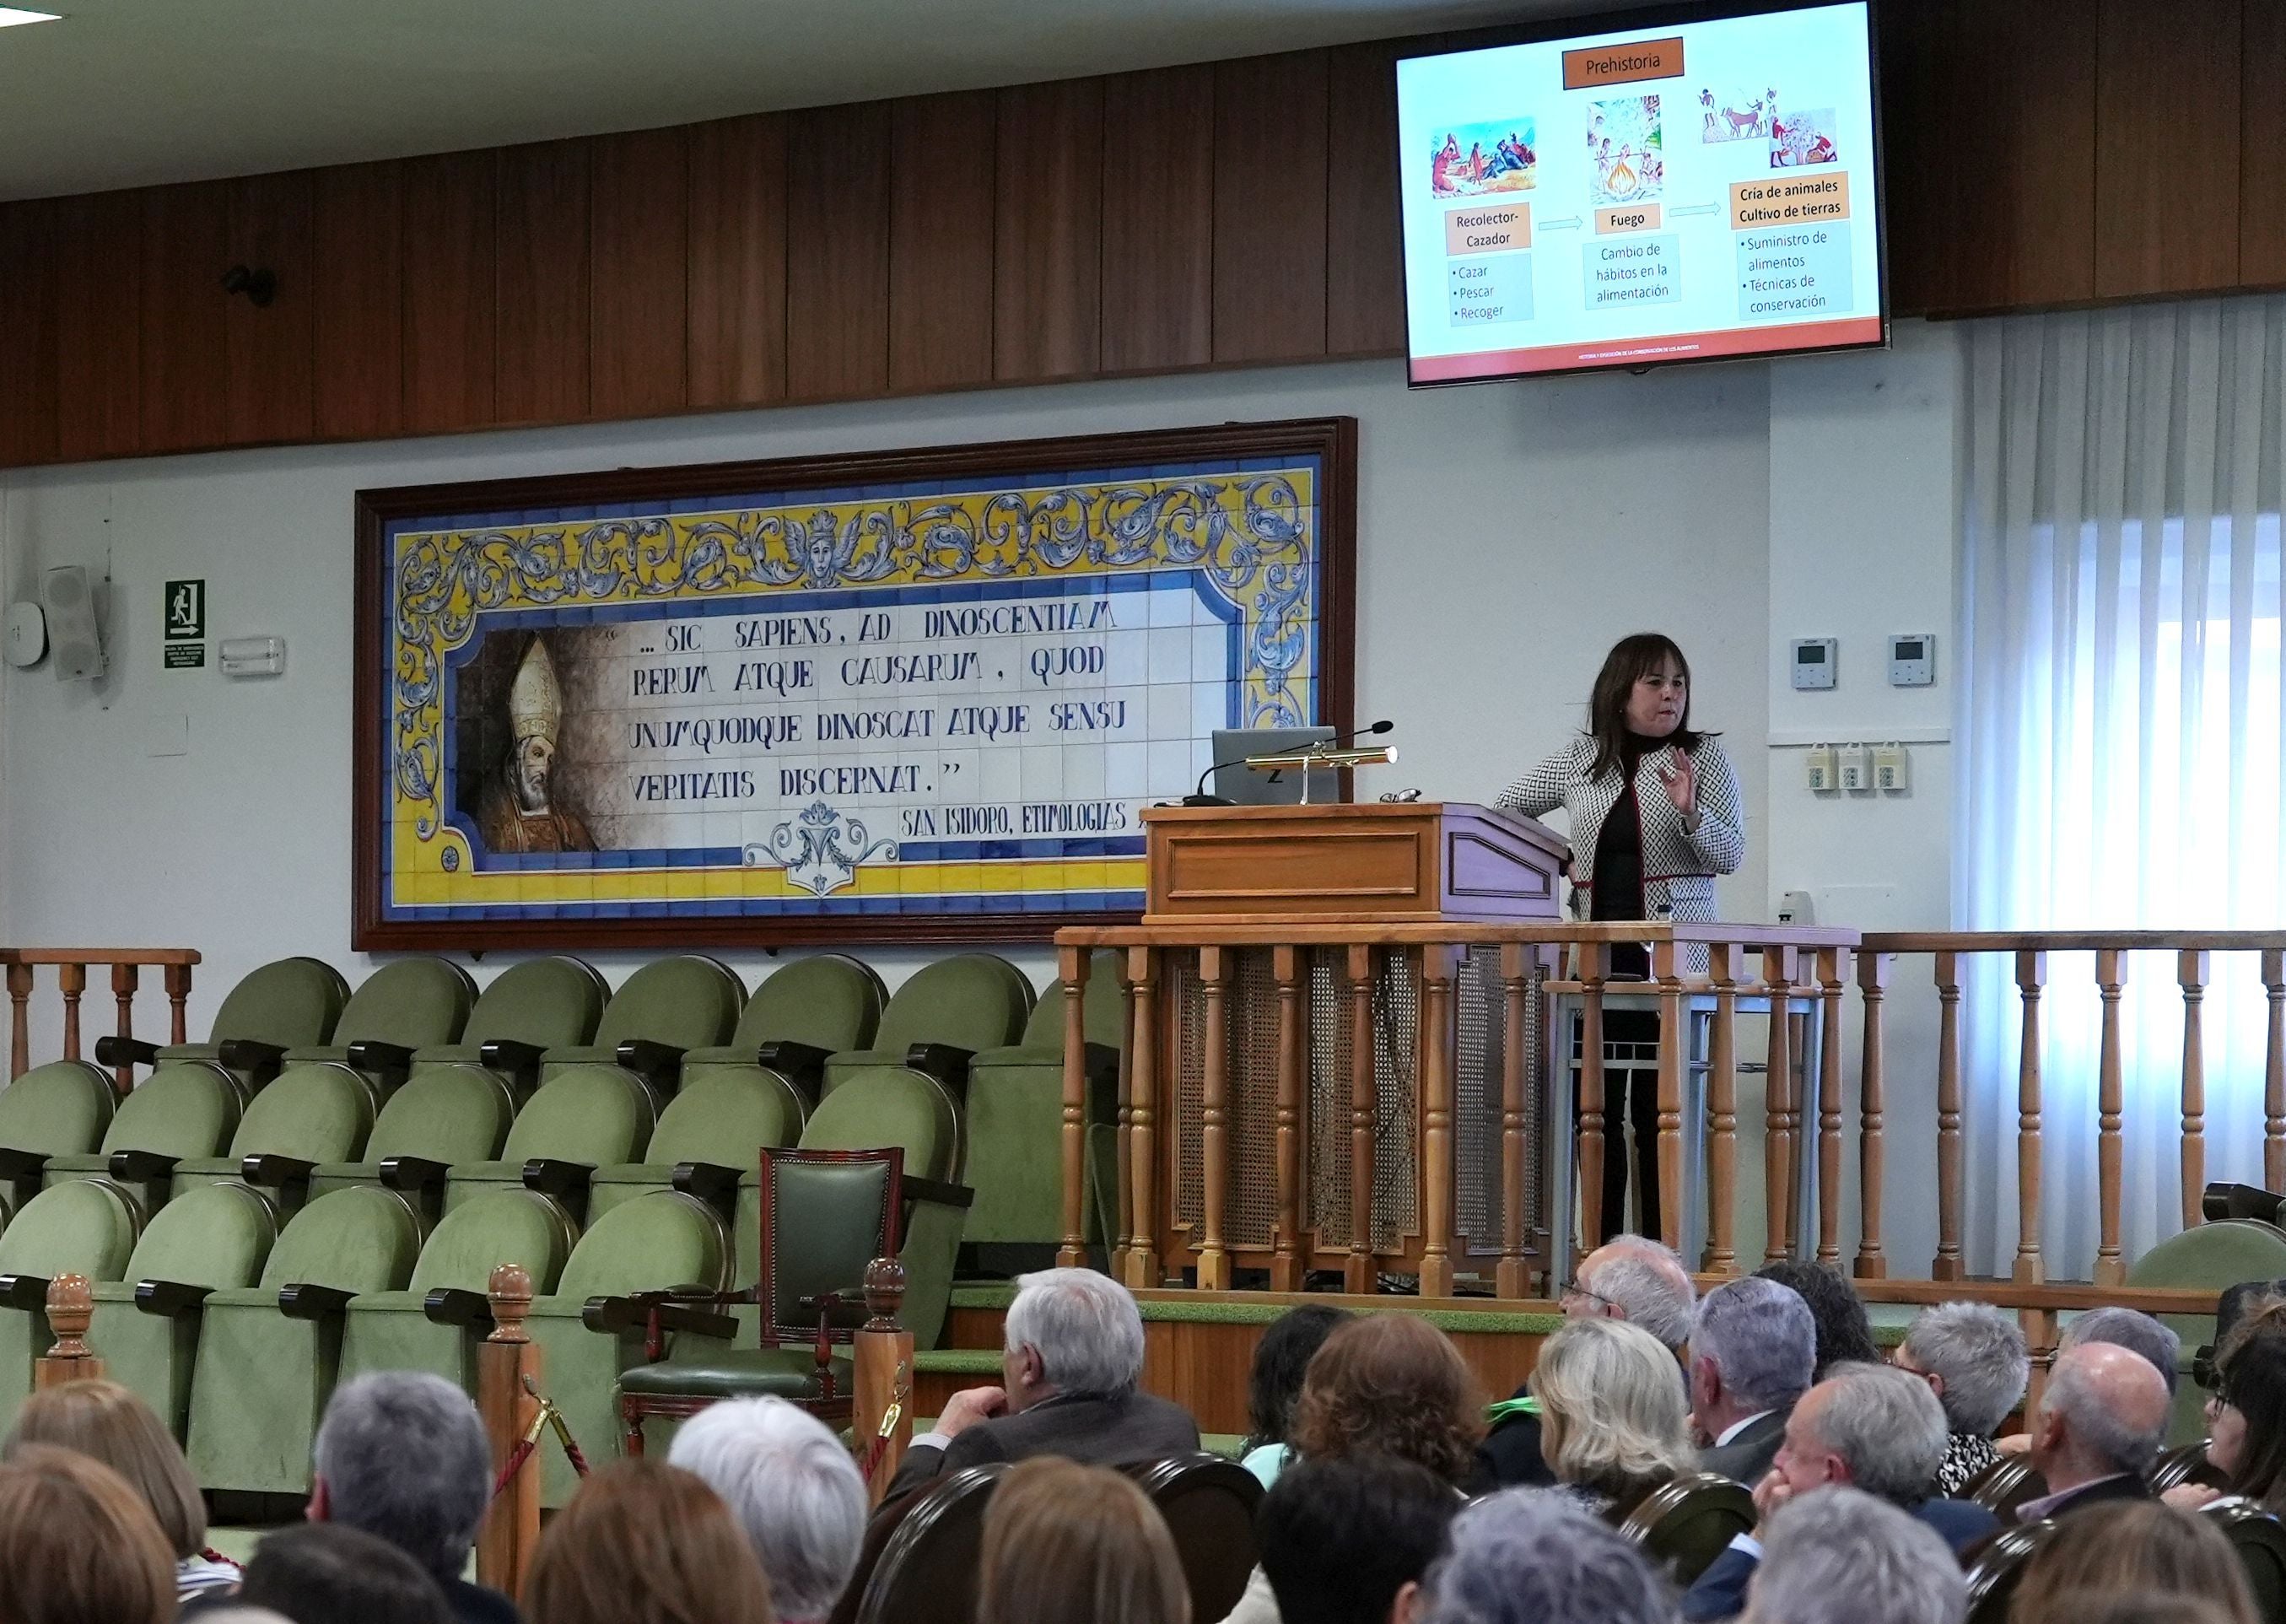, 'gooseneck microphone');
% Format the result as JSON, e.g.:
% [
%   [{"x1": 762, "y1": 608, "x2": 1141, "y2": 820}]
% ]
[{"x1": 1182, "y1": 720, "x2": 1395, "y2": 807}]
